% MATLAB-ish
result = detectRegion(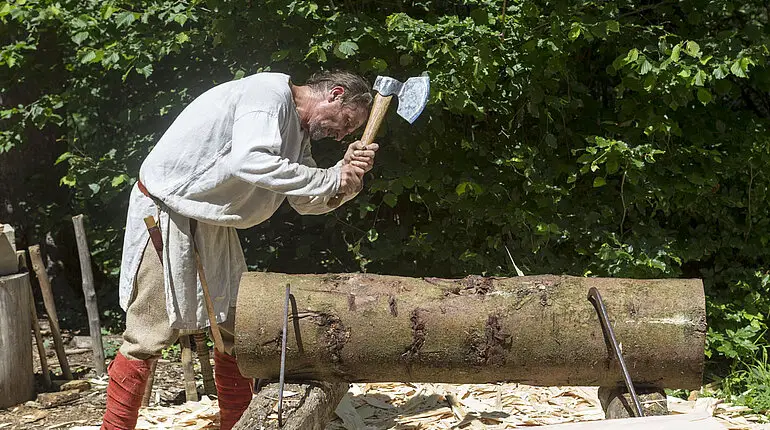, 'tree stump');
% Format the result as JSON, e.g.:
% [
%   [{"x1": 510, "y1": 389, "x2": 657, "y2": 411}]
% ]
[{"x1": 0, "y1": 272, "x2": 35, "y2": 408}]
